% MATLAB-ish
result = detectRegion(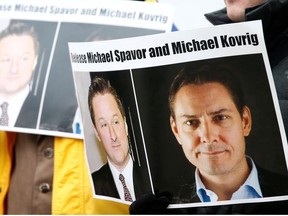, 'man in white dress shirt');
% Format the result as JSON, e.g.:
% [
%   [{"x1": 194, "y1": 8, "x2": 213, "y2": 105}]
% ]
[
  {"x1": 0, "y1": 21, "x2": 39, "y2": 128},
  {"x1": 88, "y1": 76, "x2": 152, "y2": 202}
]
